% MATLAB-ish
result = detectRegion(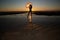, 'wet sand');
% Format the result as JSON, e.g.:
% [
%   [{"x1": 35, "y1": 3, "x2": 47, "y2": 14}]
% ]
[
  {"x1": 0, "y1": 13, "x2": 60, "y2": 40},
  {"x1": 0, "y1": 23, "x2": 60, "y2": 40}
]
